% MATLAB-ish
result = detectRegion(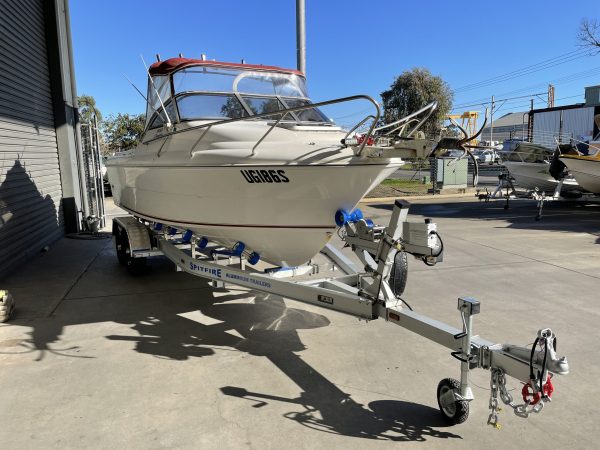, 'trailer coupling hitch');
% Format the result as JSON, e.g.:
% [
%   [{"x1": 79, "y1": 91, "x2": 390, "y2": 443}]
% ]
[{"x1": 487, "y1": 328, "x2": 568, "y2": 428}]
